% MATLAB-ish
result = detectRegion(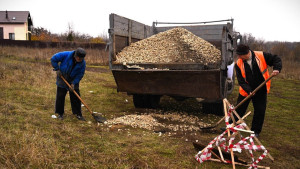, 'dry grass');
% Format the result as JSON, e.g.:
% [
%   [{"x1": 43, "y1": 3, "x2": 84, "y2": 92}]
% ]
[
  {"x1": 0, "y1": 46, "x2": 204, "y2": 168},
  {"x1": 0, "y1": 46, "x2": 109, "y2": 66},
  {"x1": 279, "y1": 56, "x2": 300, "y2": 80},
  {"x1": 0, "y1": 46, "x2": 299, "y2": 168}
]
